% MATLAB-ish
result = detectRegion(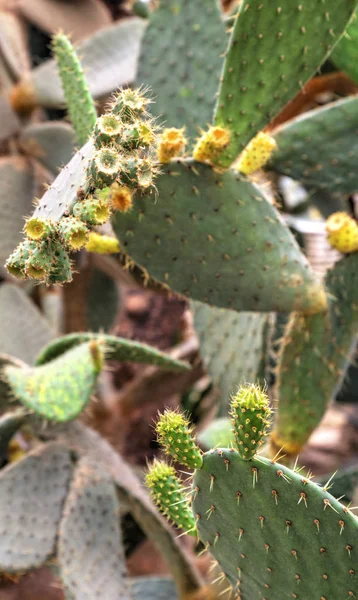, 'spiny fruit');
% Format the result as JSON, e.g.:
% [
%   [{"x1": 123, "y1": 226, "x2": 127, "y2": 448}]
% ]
[
  {"x1": 156, "y1": 409, "x2": 202, "y2": 469},
  {"x1": 24, "y1": 241, "x2": 53, "y2": 280},
  {"x1": 57, "y1": 217, "x2": 89, "y2": 250},
  {"x1": 85, "y1": 232, "x2": 120, "y2": 254},
  {"x1": 157, "y1": 128, "x2": 187, "y2": 163},
  {"x1": 93, "y1": 114, "x2": 122, "y2": 148},
  {"x1": 146, "y1": 460, "x2": 197, "y2": 535},
  {"x1": 326, "y1": 211, "x2": 358, "y2": 253},
  {"x1": 73, "y1": 197, "x2": 111, "y2": 226},
  {"x1": 24, "y1": 217, "x2": 54, "y2": 241},
  {"x1": 193, "y1": 126, "x2": 231, "y2": 164},
  {"x1": 235, "y1": 131, "x2": 277, "y2": 175},
  {"x1": 110, "y1": 87, "x2": 151, "y2": 122},
  {"x1": 5, "y1": 240, "x2": 34, "y2": 279},
  {"x1": 109, "y1": 183, "x2": 133, "y2": 212},
  {"x1": 229, "y1": 383, "x2": 272, "y2": 460},
  {"x1": 90, "y1": 147, "x2": 123, "y2": 187}
]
